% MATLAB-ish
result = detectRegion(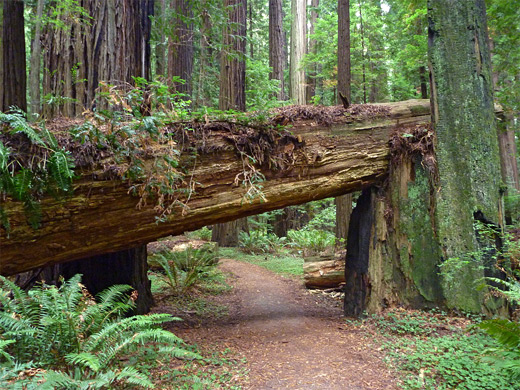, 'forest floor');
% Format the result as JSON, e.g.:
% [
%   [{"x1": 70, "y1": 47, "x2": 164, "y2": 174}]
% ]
[{"x1": 153, "y1": 256, "x2": 398, "y2": 389}]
